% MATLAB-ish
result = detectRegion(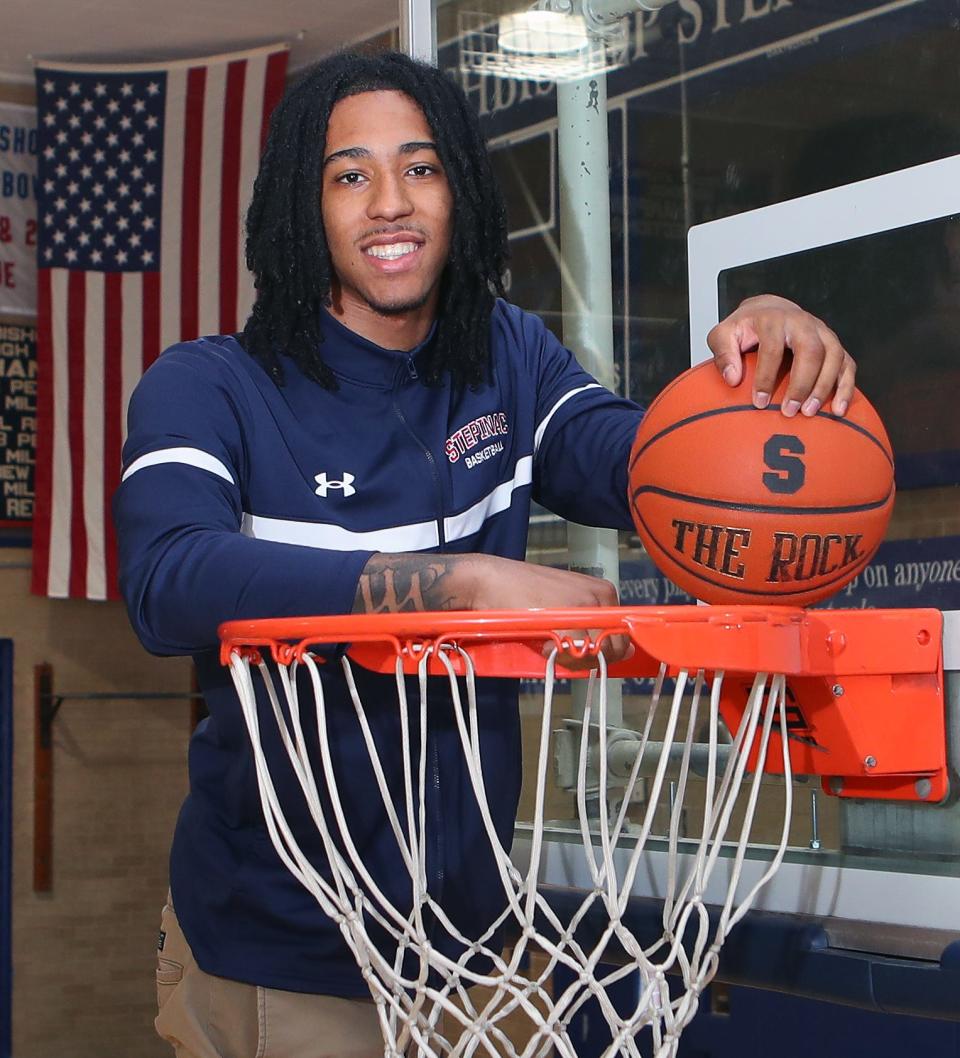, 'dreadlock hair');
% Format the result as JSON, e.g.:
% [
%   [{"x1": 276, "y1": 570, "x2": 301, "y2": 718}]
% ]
[{"x1": 242, "y1": 50, "x2": 509, "y2": 389}]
